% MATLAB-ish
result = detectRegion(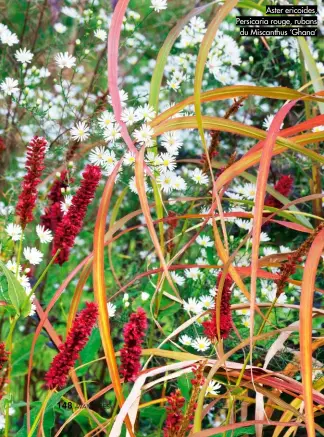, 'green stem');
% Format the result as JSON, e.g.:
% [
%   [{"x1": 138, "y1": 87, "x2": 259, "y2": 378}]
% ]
[
  {"x1": 4, "y1": 314, "x2": 19, "y2": 437},
  {"x1": 27, "y1": 389, "x2": 52, "y2": 437},
  {"x1": 15, "y1": 231, "x2": 24, "y2": 277}
]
